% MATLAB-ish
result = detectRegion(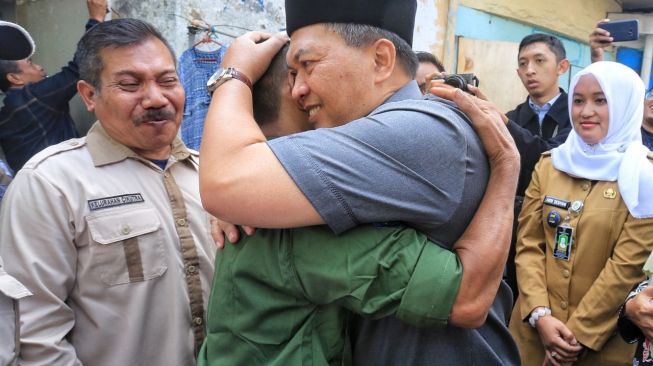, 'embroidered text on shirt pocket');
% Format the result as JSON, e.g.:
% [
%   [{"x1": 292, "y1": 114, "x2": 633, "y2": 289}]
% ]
[{"x1": 87, "y1": 207, "x2": 167, "y2": 286}]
